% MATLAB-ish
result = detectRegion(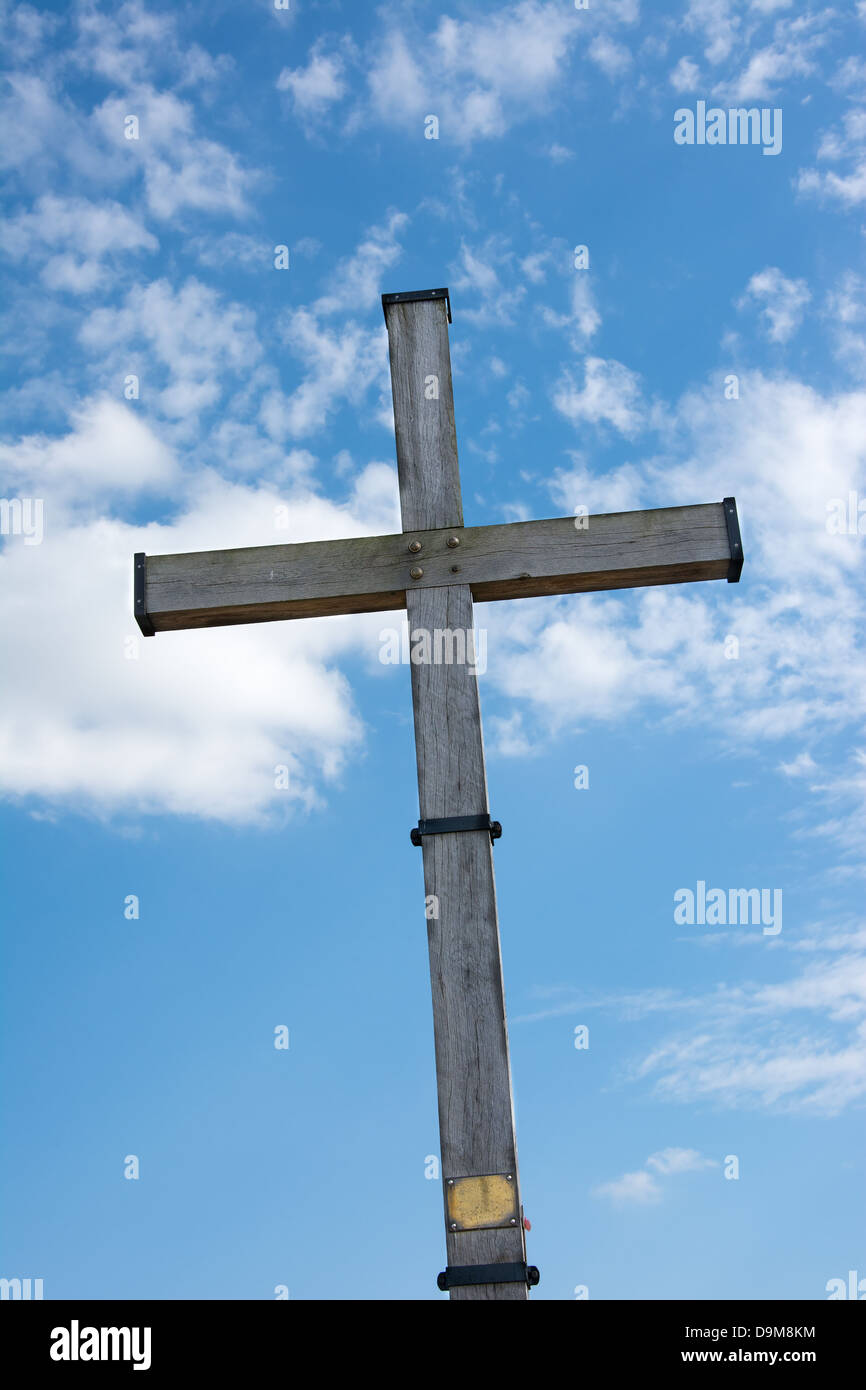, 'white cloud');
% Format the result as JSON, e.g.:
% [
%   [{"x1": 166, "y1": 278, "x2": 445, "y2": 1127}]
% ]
[
  {"x1": 277, "y1": 43, "x2": 347, "y2": 119},
  {"x1": 521, "y1": 251, "x2": 551, "y2": 285},
  {"x1": 313, "y1": 210, "x2": 408, "y2": 315},
  {"x1": 593, "y1": 1170, "x2": 662, "y2": 1204},
  {"x1": 798, "y1": 110, "x2": 866, "y2": 208},
  {"x1": 0, "y1": 457, "x2": 401, "y2": 823},
  {"x1": 594, "y1": 1148, "x2": 716, "y2": 1203},
  {"x1": 452, "y1": 238, "x2": 526, "y2": 325},
  {"x1": 818, "y1": 109, "x2": 866, "y2": 162},
  {"x1": 0, "y1": 194, "x2": 157, "y2": 294},
  {"x1": 824, "y1": 273, "x2": 866, "y2": 373},
  {"x1": 185, "y1": 232, "x2": 274, "y2": 272},
  {"x1": 0, "y1": 74, "x2": 120, "y2": 183},
  {"x1": 723, "y1": 39, "x2": 818, "y2": 102},
  {"x1": 296, "y1": 0, "x2": 639, "y2": 146},
  {"x1": 646, "y1": 1147, "x2": 716, "y2": 1175},
  {"x1": 483, "y1": 371, "x2": 866, "y2": 763},
  {"x1": 670, "y1": 55, "x2": 702, "y2": 90},
  {"x1": 683, "y1": 0, "x2": 741, "y2": 66},
  {"x1": 553, "y1": 357, "x2": 644, "y2": 435},
  {"x1": 0, "y1": 1, "x2": 59, "y2": 63},
  {"x1": 0, "y1": 396, "x2": 176, "y2": 498},
  {"x1": 75, "y1": 213, "x2": 407, "y2": 449},
  {"x1": 92, "y1": 89, "x2": 258, "y2": 221},
  {"x1": 79, "y1": 277, "x2": 262, "y2": 426},
  {"x1": 632, "y1": 951, "x2": 866, "y2": 1115},
  {"x1": 681, "y1": 0, "x2": 833, "y2": 103},
  {"x1": 798, "y1": 162, "x2": 866, "y2": 208},
  {"x1": 365, "y1": 31, "x2": 429, "y2": 131},
  {"x1": 588, "y1": 34, "x2": 633, "y2": 80},
  {"x1": 72, "y1": 0, "x2": 232, "y2": 90},
  {"x1": 541, "y1": 275, "x2": 602, "y2": 344},
  {"x1": 520, "y1": 928, "x2": 866, "y2": 1116},
  {"x1": 487, "y1": 711, "x2": 533, "y2": 757},
  {"x1": 829, "y1": 56, "x2": 866, "y2": 95},
  {"x1": 262, "y1": 310, "x2": 387, "y2": 441},
  {"x1": 550, "y1": 458, "x2": 648, "y2": 515},
  {"x1": 737, "y1": 267, "x2": 811, "y2": 343},
  {"x1": 779, "y1": 751, "x2": 817, "y2": 777}
]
